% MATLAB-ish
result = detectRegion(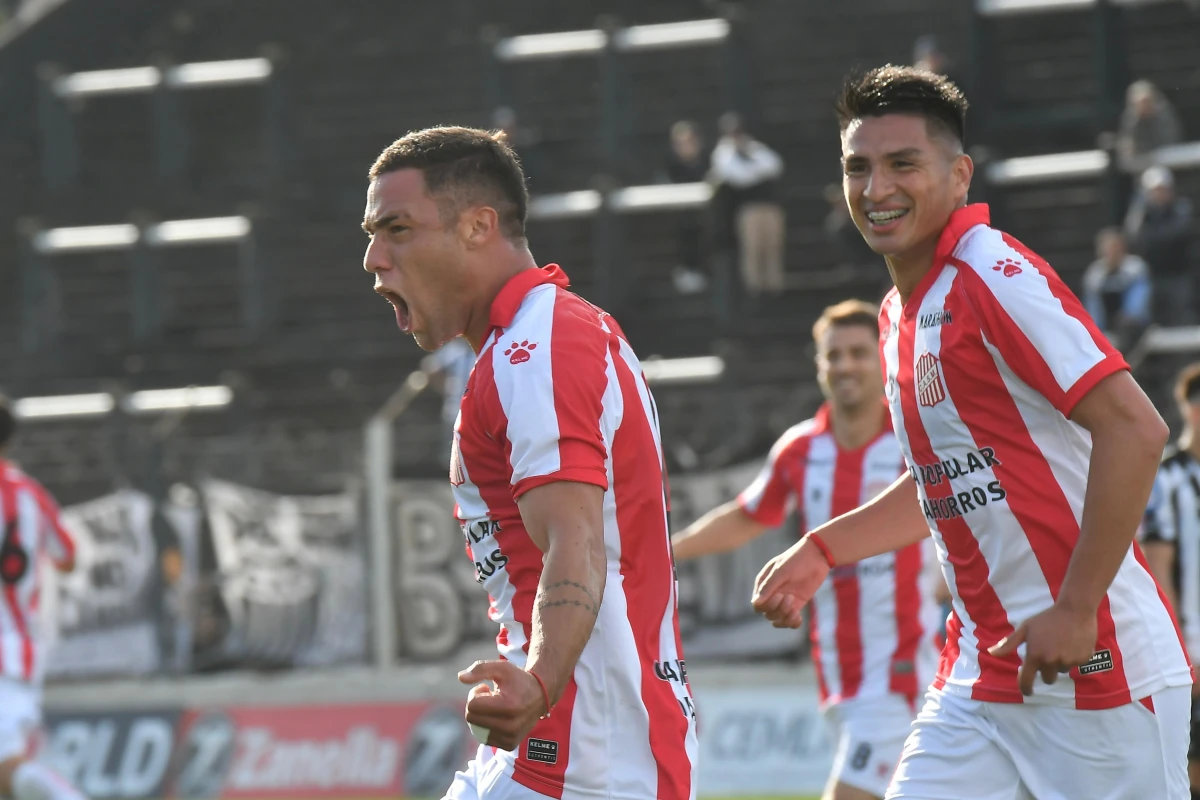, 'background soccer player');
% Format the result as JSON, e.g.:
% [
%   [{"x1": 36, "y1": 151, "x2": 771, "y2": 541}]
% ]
[
  {"x1": 362, "y1": 127, "x2": 697, "y2": 800},
  {"x1": 672, "y1": 299, "x2": 942, "y2": 800},
  {"x1": 1141, "y1": 362, "x2": 1200, "y2": 800},
  {"x1": 0, "y1": 398, "x2": 89, "y2": 800},
  {"x1": 752, "y1": 66, "x2": 1191, "y2": 799}
]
